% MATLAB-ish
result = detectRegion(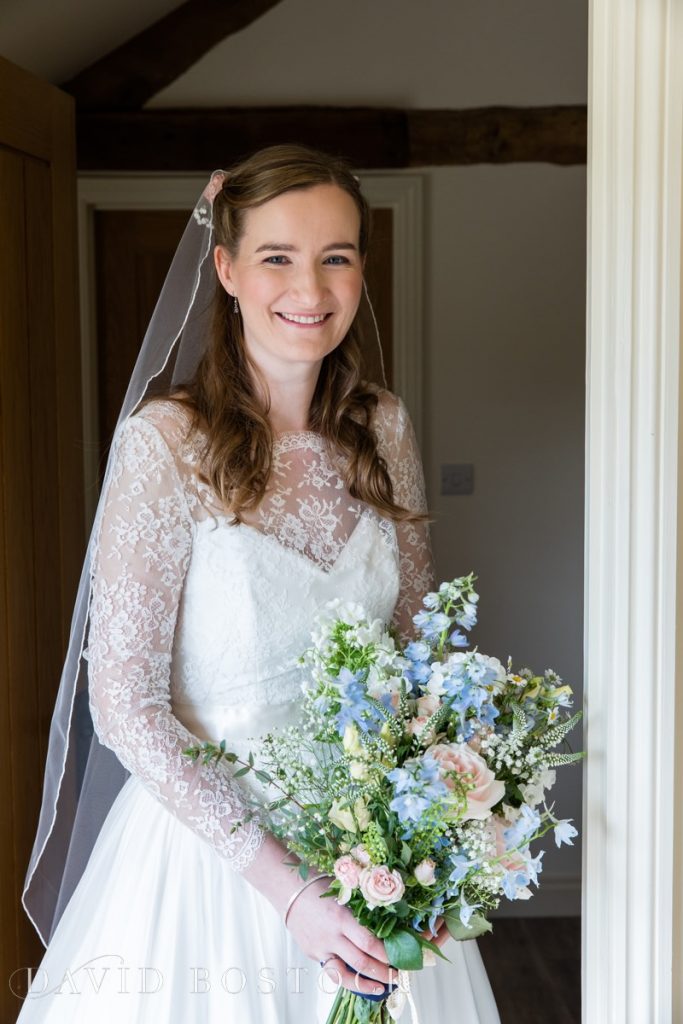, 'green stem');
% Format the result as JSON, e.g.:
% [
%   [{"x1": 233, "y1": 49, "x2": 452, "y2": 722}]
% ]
[{"x1": 326, "y1": 984, "x2": 345, "y2": 1024}]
